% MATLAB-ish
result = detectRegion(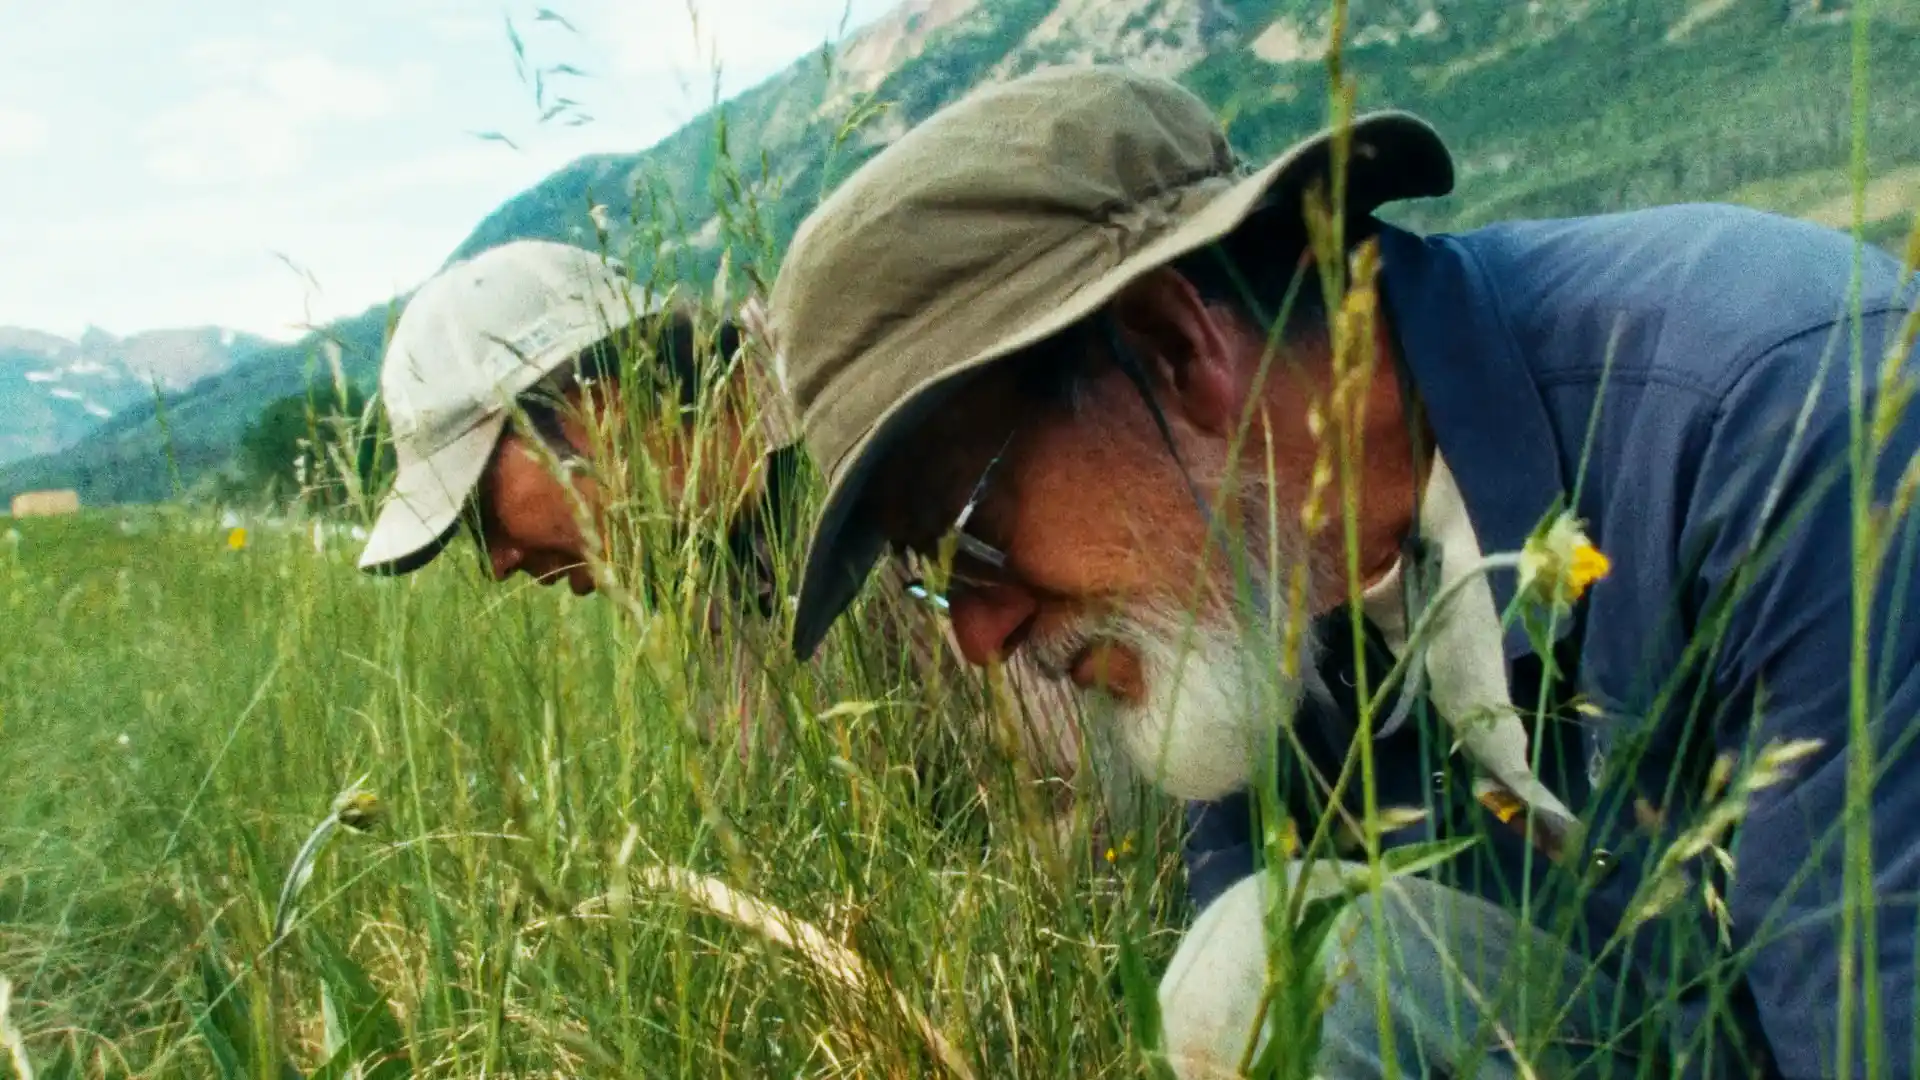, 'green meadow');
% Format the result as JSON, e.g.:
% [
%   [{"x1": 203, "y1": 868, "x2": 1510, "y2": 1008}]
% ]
[{"x1": 0, "y1": 504, "x2": 1191, "y2": 1078}]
